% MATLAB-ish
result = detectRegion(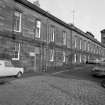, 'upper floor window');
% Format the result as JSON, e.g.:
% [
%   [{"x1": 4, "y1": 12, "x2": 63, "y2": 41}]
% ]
[
  {"x1": 63, "y1": 31, "x2": 67, "y2": 45},
  {"x1": 87, "y1": 43, "x2": 90, "y2": 52},
  {"x1": 35, "y1": 20, "x2": 41, "y2": 38},
  {"x1": 74, "y1": 37, "x2": 77, "y2": 48},
  {"x1": 84, "y1": 41, "x2": 86, "y2": 51},
  {"x1": 80, "y1": 39, "x2": 82, "y2": 49},
  {"x1": 14, "y1": 11, "x2": 22, "y2": 32},
  {"x1": 50, "y1": 26, "x2": 55, "y2": 42}
]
